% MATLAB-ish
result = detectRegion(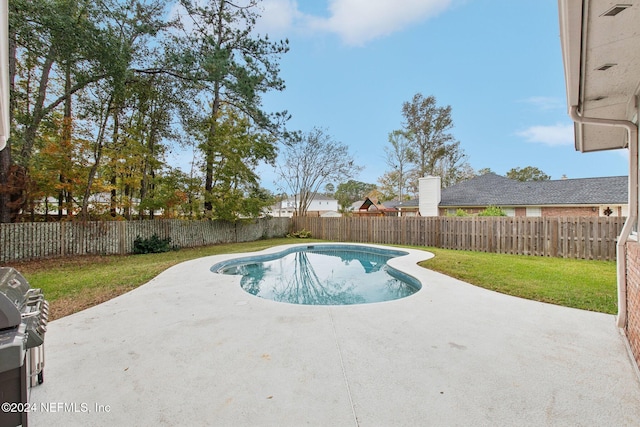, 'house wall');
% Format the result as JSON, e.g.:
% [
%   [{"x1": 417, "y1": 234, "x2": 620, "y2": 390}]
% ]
[
  {"x1": 625, "y1": 241, "x2": 640, "y2": 368},
  {"x1": 308, "y1": 199, "x2": 338, "y2": 212},
  {"x1": 277, "y1": 197, "x2": 339, "y2": 216},
  {"x1": 540, "y1": 206, "x2": 599, "y2": 217},
  {"x1": 440, "y1": 206, "x2": 605, "y2": 217}
]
